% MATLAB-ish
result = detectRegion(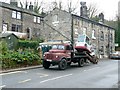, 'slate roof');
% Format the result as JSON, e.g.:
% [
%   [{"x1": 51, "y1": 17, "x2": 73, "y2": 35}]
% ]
[
  {"x1": 72, "y1": 14, "x2": 115, "y2": 30},
  {"x1": 0, "y1": 2, "x2": 43, "y2": 18},
  {"x1": 48, "y1": 8, "x2": 115, "y2": 30},
  {"x1": 0, "y1": 33, "x2": 18, "y2": 38}
]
